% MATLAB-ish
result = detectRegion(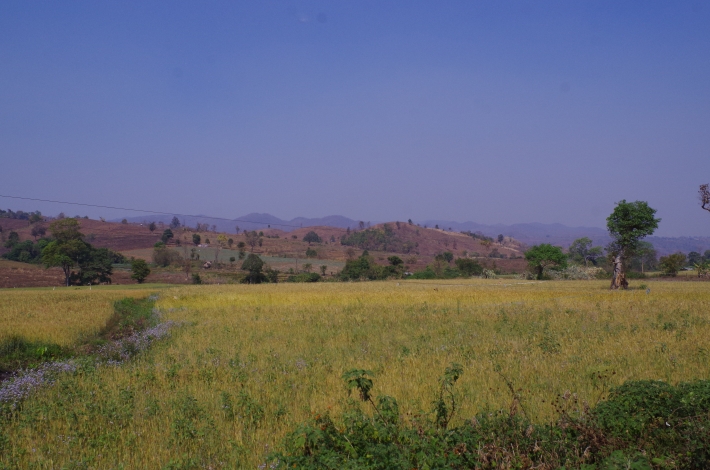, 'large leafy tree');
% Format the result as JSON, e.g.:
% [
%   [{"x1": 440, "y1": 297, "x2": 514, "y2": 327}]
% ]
[
  {"x1": 606, "y1": 200, "x2": 660, "y2": 290},
  {"x1": 525, "y1": 244, "x2": 567, "y2": 279},
  {"x1": 72, "y1": 247, "x2": 113, "y2": 285},
  {"x1": 567, "y1": 237, "x2": 603, "y2": 267},
  {"x1": 42, "y1": 219, "x2": 115, "y2": 286},
  {"x1": 42, "y1": 219, "x2": 87, "y2": 286}
]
